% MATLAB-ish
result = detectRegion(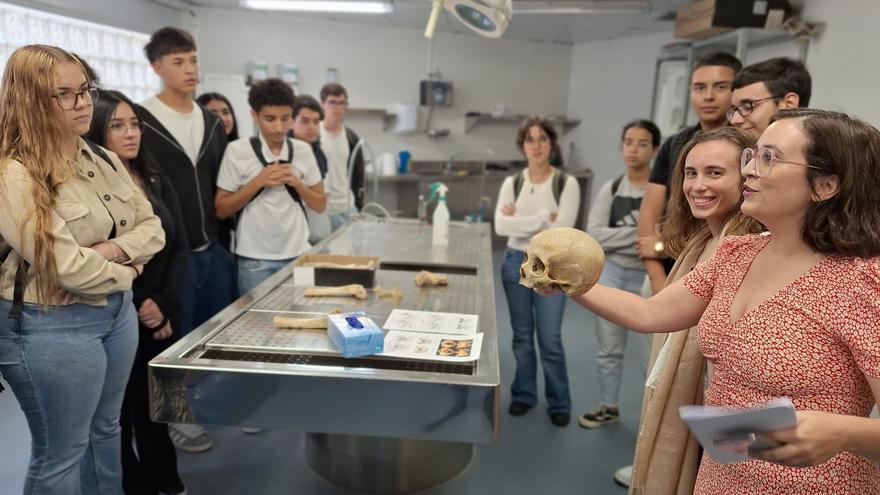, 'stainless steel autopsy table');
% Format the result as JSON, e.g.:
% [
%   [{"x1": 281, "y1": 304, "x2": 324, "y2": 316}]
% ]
[{"x1": 149, "y1": 219, "x2": 500, "y2": 493}]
